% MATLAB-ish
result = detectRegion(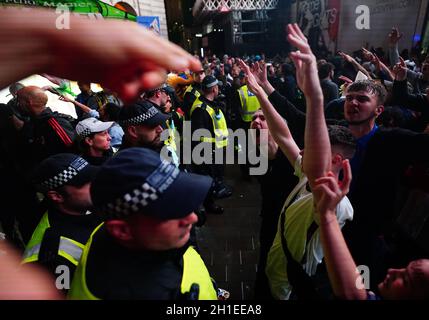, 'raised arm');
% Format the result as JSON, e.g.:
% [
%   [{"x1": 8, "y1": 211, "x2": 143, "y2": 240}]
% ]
[
  {"x1": 392, "y1": 57, "x2": 429, "y2": 115},
  {"x1": 58, "y1": 93, "x2": 96, "y2": 116},
  {"x1": 0, "y1": 7, "x2": 201, "y2": 103},
  {"x1": 40, "y1": 74, "x2": 67, "y2": 87},
  {"x1": 388, "y1": 27, "x2": 402, "y2": 67},
  {"x1": 365, "y1": 49, "x2": 395, "y2": 81},
  {"x1": 312, "y1": 161, "x2": 367, "y2": 300},
  {"x1": 287, "y1": 24, "x2": 331, "y2": 187},
  {"x1": 250, "y1": 60, "x2": 276, "y2": 96},
  {"x1": 338, "y1": 51, "x2": 372, "y2": 80},
  {"x1": 238, "y1": 59, "x2": 300, "y2": 167},
  {"x1": 248, "y1": 60, "x2": 307, "y2": 146}
]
